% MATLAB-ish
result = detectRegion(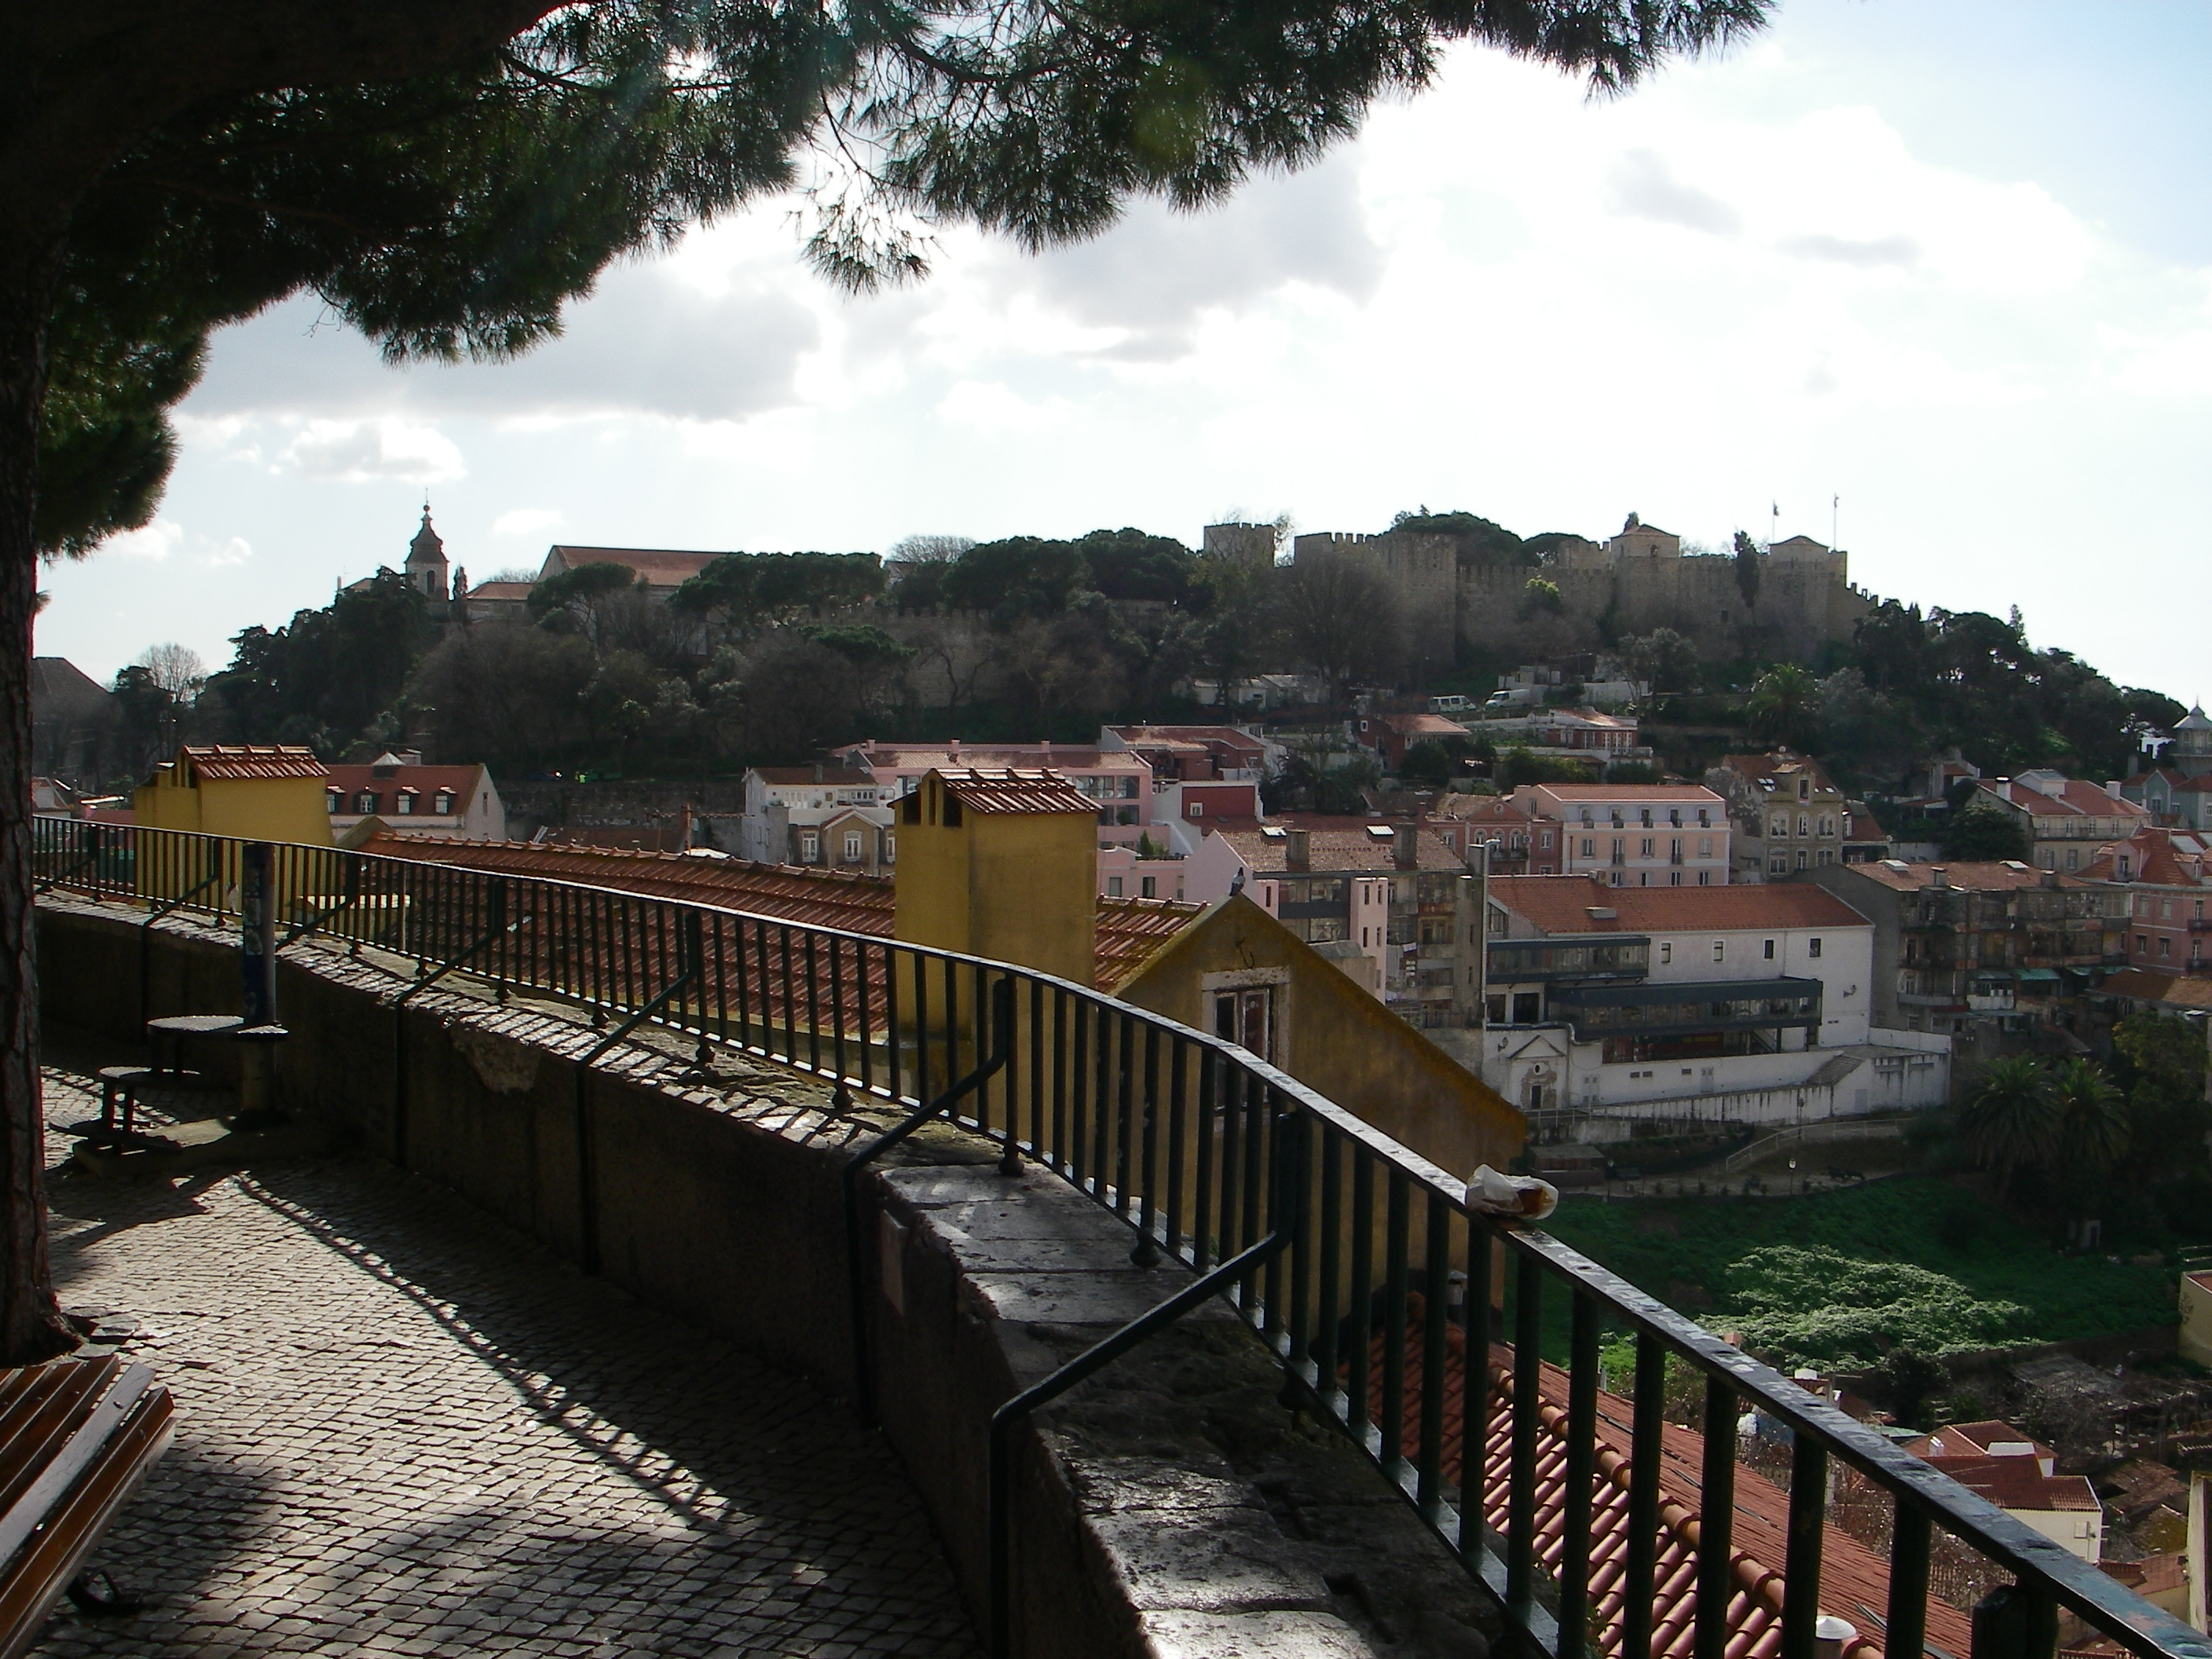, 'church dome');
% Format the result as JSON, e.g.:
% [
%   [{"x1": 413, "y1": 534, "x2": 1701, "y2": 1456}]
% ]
[{"x1": 2177, "y1": 705, "x2": 2212, "y2": 732}]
